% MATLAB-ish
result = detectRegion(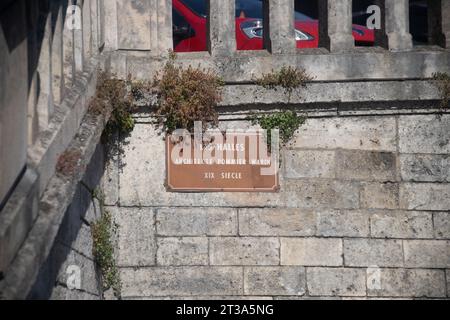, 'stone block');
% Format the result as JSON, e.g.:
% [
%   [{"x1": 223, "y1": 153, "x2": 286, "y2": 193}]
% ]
[
  {"x1": 210, "y1": 237, "x2": 279, "y2": 266},
  {"x1": 399, "y1": 115, "x2": 450, "y2": 154},
  {"x1": 370, "y1": 211, "x2": 433, "y2": 239},
  {"x1": 120, "y1": 267, "x2": 243, "y2": 297},
  {"x1": 316, "y1": 210, "x2": 369, "y2": 237},
  {"x1": 156, "y1": 208, "x2": 237, "y2": 236},
  {"x1": 343, "y1": 239, "x2": 403, "y2": 267},
  {"x1": 433, "y1": 212, "x2": 450, "y2": 239},
  {"x1": 336, "y1": 150, "x2": 397, "y2": 181},
  {"x1": 157, "y1": 237, "x2": 208, "y2": 266},
  {"x1": 360, "y1": 182, "x2": 399, "y2": 209},
  {"x1": 239, "y1": 208, "x2": 316, "y2": 236},
  {"x1": 112, "y1": 207, "x2": 156, "y2": 267},
  {"x1": 289, "y1": 117, "x2": 397, "y2": 151},
  {"x1": 283, "y1": 180, "x2": 360, "y2": 209},
  {"x1": 367, "y1": 269, "x2": 446, "y2": 298},
  {"x1": 307, "y1": 268, "x2": 366, "y2": 297},
  {"x1": 403, "y1": 240, "x2": 450, "y2": 268},
  {"x1": 400, "y1": 154, "x2": 450, "y2": 182},
  {"x1": 400, "y1": 183, "x2": 450, "y2": 211},
  {"x1": 244, "y1": 267, "x2": 306, "y2": 296},
  {"x1": 280, "y1": 238, "x2": 343, "y2": 266},
  {"x1": 284, "y1": 150, "x2": 335, "y2": 179}
]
